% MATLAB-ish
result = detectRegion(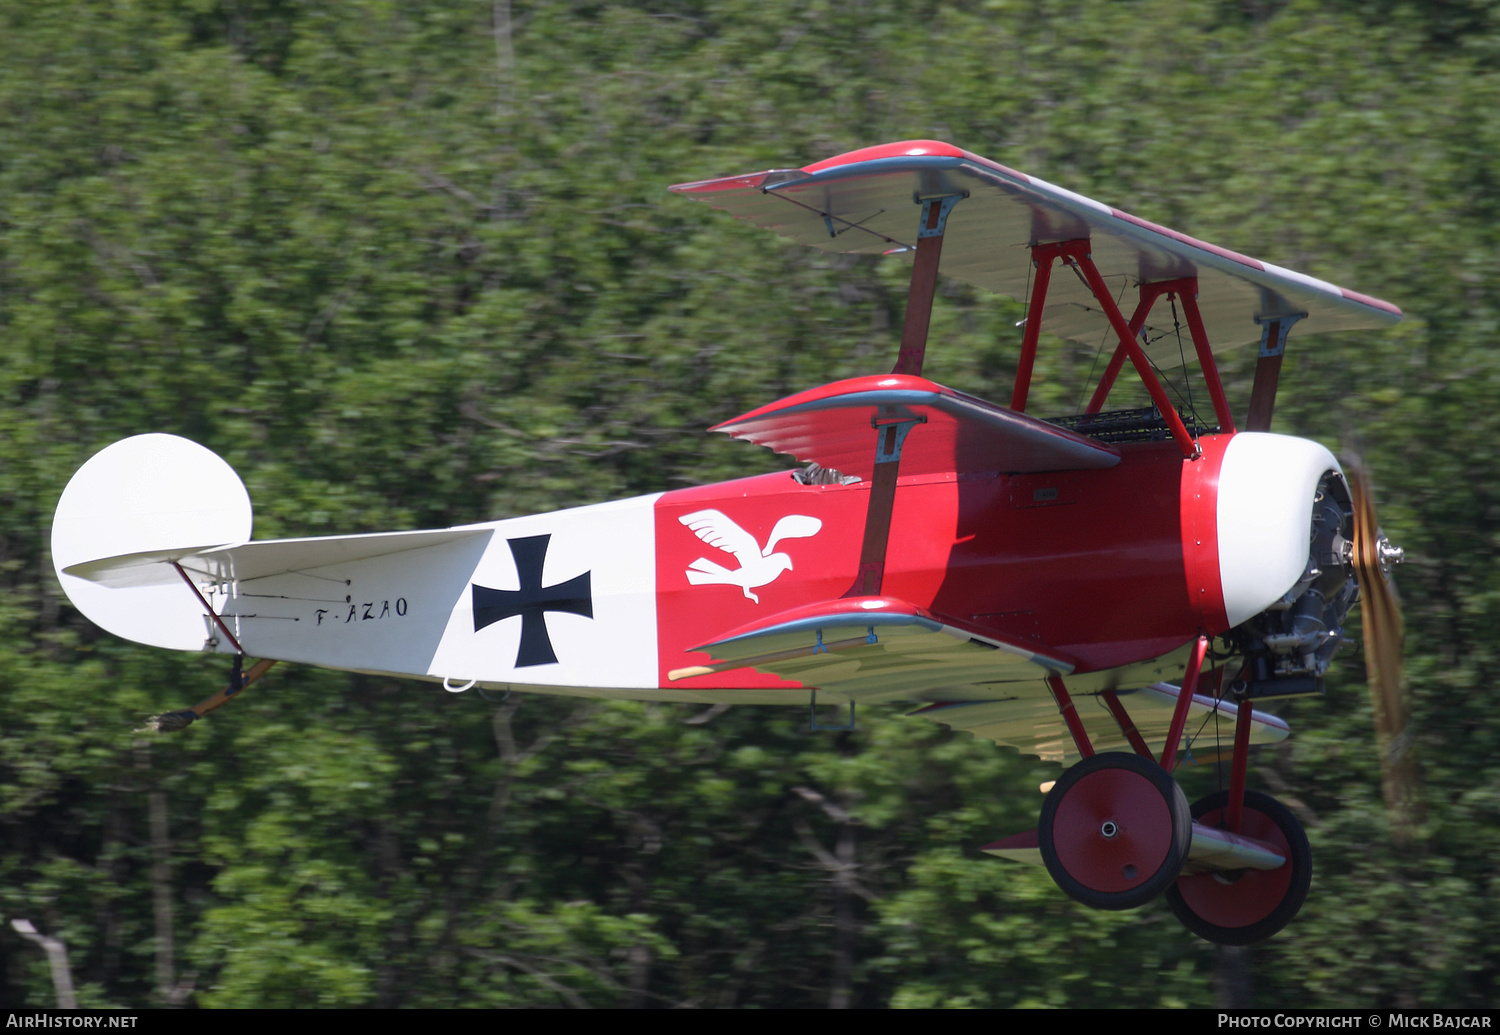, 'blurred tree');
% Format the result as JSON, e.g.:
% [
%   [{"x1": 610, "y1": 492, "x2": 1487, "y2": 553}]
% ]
[{"x1": 1, "y1": 0, "x2": 1497, "y2": 1008}]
